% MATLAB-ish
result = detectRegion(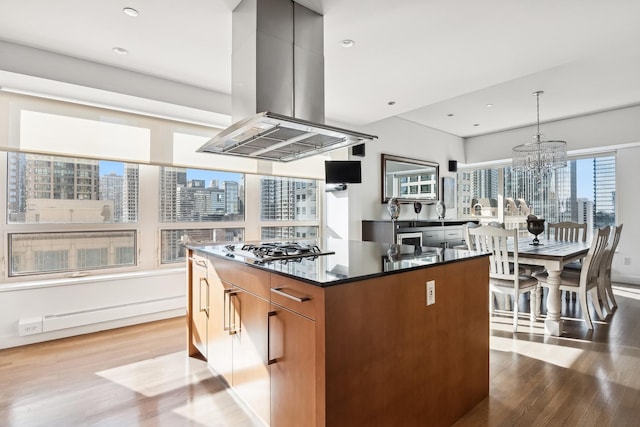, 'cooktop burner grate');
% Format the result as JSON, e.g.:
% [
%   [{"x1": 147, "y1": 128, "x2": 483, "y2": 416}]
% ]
[{"x1": 225, "y1": 242, "x2": 332, "y2": 262}]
